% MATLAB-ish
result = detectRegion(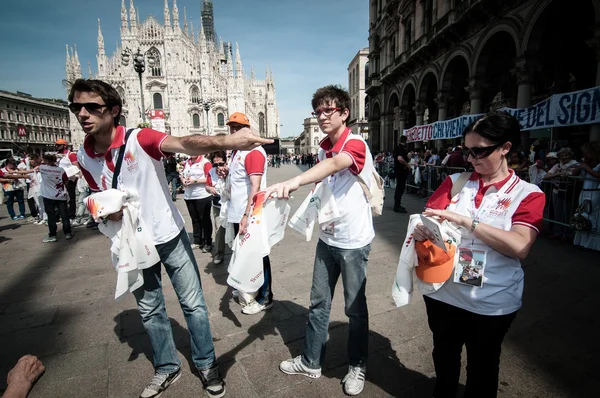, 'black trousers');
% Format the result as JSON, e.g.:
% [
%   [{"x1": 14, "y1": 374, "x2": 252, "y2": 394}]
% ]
[
  {"x1": 394, "y1": 169, "x2": 409, "y2": 208},
  {"x1": 184, "y1": 197, "x2": 213, "y2": 245},
  {"x1": 424, "y1": 296, "x2": 517, "y2": 398},
  {"x1": 233, "y1": 222, "x2": 273, "y2": 304},
  {"x1": 67, "y1": 180, "x2": 77, "y2": 218},
  {"x1": 43, "y1": 198, "x2": 71, "y2": 237}
]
